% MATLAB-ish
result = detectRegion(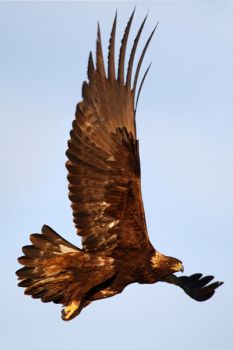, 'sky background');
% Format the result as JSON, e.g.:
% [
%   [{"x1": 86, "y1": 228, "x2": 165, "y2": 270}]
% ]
[{"x1": 1, "y1": 1, "x2": 232, "y2": 349}]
